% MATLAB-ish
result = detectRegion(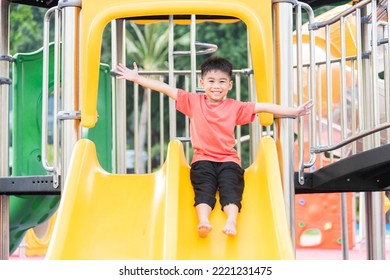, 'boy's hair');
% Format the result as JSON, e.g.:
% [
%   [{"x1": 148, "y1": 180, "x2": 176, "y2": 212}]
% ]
[{"x1": 200, "y1": 56, "x2": 233, "y2": 78}]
